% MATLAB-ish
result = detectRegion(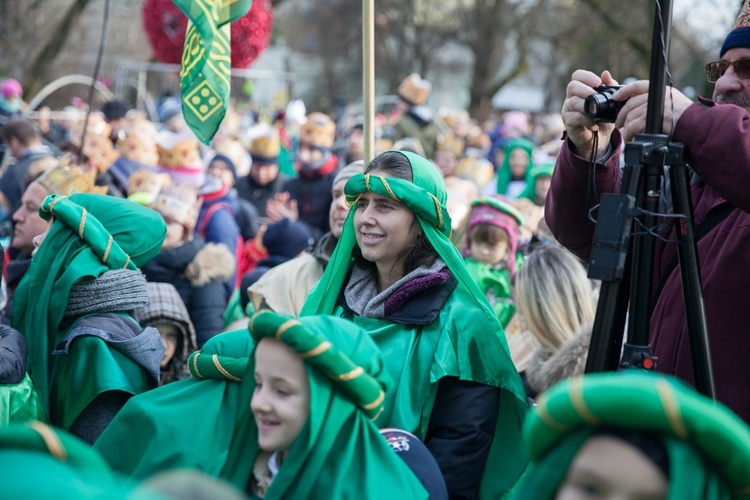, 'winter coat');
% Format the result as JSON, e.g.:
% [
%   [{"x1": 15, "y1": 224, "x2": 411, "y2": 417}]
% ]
[
  {"x1": 525, "y1": 323, "x2": 592, "y2": 396},
  {"x1": 392, "y1": 108, "x2": 441, "y2": 158},
  {"x1": 546, "y1": 98, "x2": 750, "y2": 422},
  {"x1": 235, "y1": 174, "x2": 286, "y2": 218},
  {"x1": 282, "y1": 164, "x2": 337, "y2": 242},
  {"x1": 141, "y1": 238, "x2": 235, "y2": 347}
]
